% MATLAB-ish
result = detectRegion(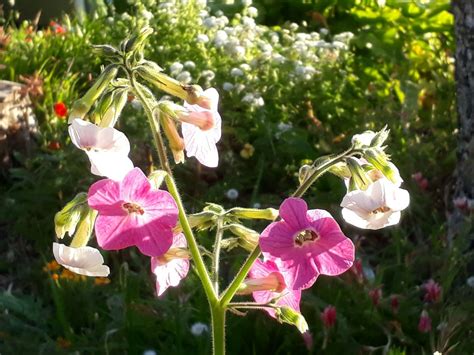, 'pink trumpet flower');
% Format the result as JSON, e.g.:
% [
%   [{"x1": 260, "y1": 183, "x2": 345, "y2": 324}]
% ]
[
  {"x1": 259, "y1": 198, "x2": 355, "y2": 290},
  {"x1": 151, "y1": 233, "x2": 190, "y2": 296},
  {"x1": 181, "y1": 88, "x2": 222, "y2": 167},
  {"x1": 248, "y1": 259, "x2": 301, "y2": 318},
  {"x1": 88, "y1": 168, "x2": 178, "y2": 257}
]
